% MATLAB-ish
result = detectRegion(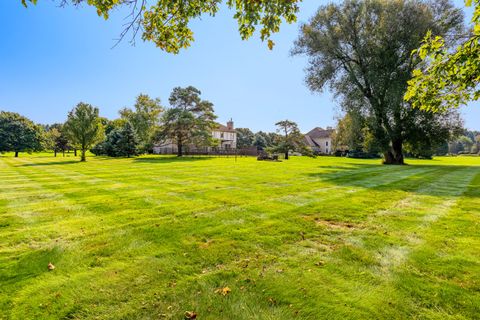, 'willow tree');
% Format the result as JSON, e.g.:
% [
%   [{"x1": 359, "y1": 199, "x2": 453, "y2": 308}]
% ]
[
  {"x1": 21, "y1": 0, "x2": 300, "y2": 53},
  {"x1": 64, "y1": 103, "x2": 104, "y2": 162},
  {"x1": 293, "y1": 0, "x2": 464, "y2": 164}
]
